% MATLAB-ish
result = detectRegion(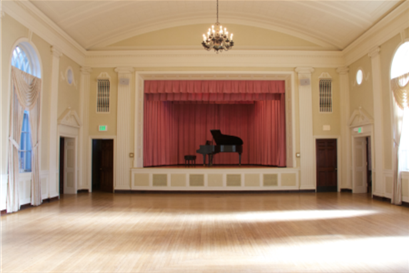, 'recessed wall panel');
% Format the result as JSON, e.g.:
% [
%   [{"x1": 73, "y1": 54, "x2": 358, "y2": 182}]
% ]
[
  {"x1": 263, "y1": 174, "x2": 278, "y2": 186},
  {"x1": 190, "y1": 174, "x2": 204, "y2": 187},
  {"x1": 245, "y1": 174, "x2": 259, "y2": 187},
  {"x1": 171, "y1": 174, "x2": 186, "y2": 187},
  {"x1": 227, "y1": 174, "x2": 241, "y2": 187},
  {"x1": 281, "y1": 173, "x2": 296, "y2": 187},
  {"x1": 208, "y1": 174, "x2": 223, "y2": 187},
  {"x1": 134, "y1": 173, "x2": 149, "y2": 187},
  {"x1": 153, "y1": 174, "x2": 167, "y2": 187}
]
